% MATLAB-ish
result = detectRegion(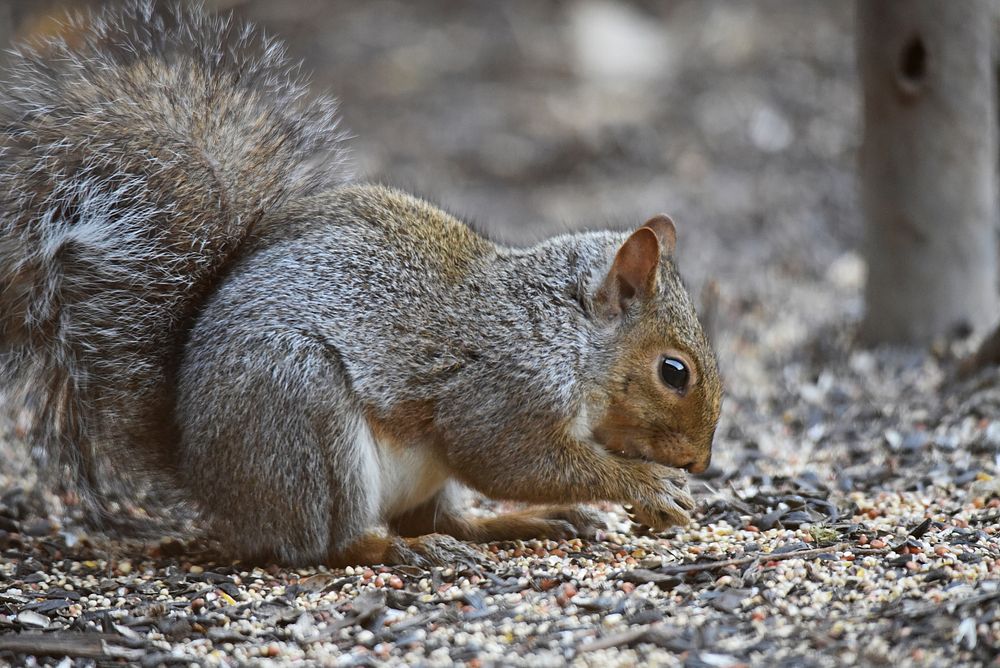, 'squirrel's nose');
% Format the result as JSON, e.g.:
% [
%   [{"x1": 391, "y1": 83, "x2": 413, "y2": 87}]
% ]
[{"x1": 684, "y1": 452, "x2": 711, "y2": 474}]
